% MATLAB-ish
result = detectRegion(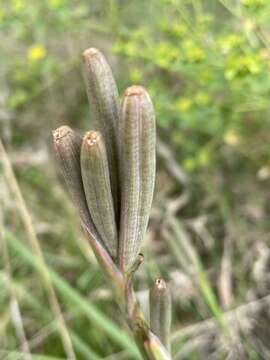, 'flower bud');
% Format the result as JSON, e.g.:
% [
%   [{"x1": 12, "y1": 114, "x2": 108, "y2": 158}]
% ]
[
  {"x1": 82, "y1": 48, "x2": 120, "y2": 221},
  {"x1": 150, "y1": 278, "x2": 171, "y2": 352},
  {"x1": 81, "y1": 131, "x2": 118, "y2": 259},
  {"x1": 118, "y1": 85, "x2": 156, "y2": 271},
  {"x1": 52, "y1": 126, "x2": 100, "y2": 242}
]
